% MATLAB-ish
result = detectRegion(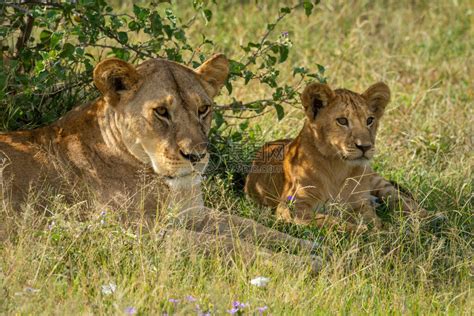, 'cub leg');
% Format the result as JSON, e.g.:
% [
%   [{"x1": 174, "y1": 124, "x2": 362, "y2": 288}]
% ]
[
  {"x1": 354, "y1": 201, "x2": 382, "y2": 230},
  {"x1": 174, "y1": 207, "x2": 318, "y2": 254},
  {"x1": 345, "y1": 192, "x2": 383, "y2": 230},
  {"x1": 370, "y1": 174, "x2": 429, "y2": 218},
  {"x1": 278, "y1": 183, "x2": 368, "y2": 232},
  {"x1": 276, "y1": 199, "x2": 367, "y2": 233}
]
